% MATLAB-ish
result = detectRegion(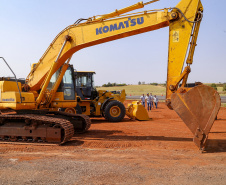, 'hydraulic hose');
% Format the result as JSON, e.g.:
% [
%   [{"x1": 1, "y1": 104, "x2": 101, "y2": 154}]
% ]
[{"x1": 170, "y1": 7, "x2": 203, "y2": 23}]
